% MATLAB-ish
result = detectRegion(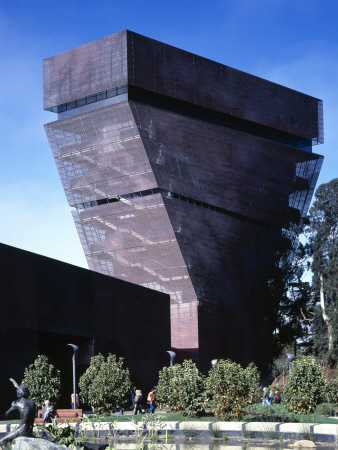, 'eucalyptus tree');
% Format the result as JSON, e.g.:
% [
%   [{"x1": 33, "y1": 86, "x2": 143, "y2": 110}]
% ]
[{"x1": 306, "y1": 178, "x2": 337, "y2": 364}]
